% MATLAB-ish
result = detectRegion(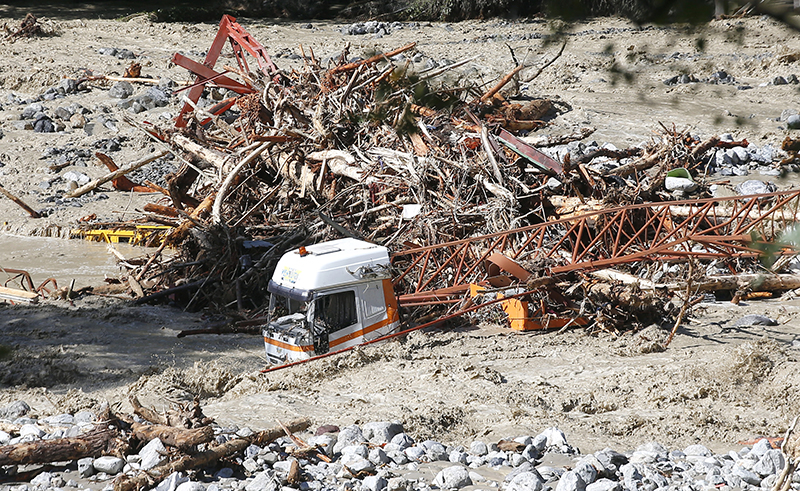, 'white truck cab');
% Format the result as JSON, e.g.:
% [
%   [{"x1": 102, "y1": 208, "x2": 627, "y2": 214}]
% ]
[{"x1": 263, "y1": 238, "x2": 401, "y2": 364}]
